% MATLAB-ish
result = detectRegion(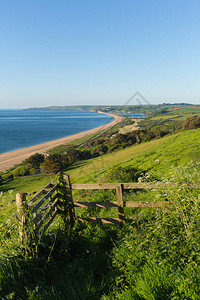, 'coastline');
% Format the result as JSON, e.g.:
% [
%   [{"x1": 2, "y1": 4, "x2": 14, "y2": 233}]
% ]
[{"x1": 0, "y1": 113, "x2": 121, "y2": 172}]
